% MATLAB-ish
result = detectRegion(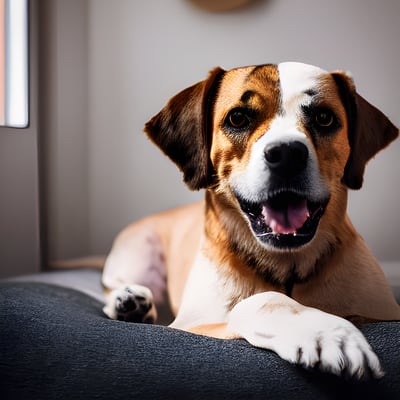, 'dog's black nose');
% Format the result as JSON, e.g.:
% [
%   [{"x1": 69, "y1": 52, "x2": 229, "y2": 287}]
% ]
[{"x1": 265, "y1": 141, "x2": 309, "y2": 178}]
